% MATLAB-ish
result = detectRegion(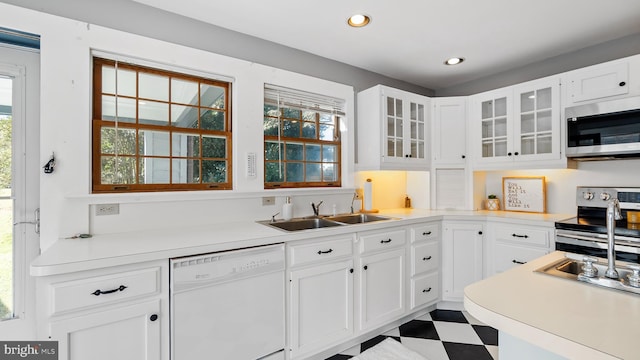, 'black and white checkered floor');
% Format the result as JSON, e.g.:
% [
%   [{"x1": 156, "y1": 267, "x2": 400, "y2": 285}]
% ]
[{"x1": 326, "y1": 309, "x2": 498, "y2": 360}]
